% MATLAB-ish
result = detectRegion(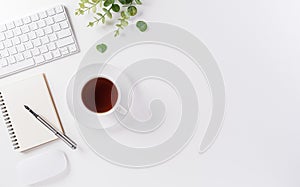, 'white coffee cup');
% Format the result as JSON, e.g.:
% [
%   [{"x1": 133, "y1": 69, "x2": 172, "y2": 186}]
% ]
[
  {"x1": 67, "y1": 64, "x2": 132, "y2": 130},
  {"x1": 81, "y1": 76, "x2": 127, "y2": 116}
]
